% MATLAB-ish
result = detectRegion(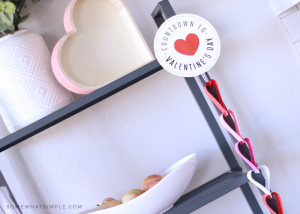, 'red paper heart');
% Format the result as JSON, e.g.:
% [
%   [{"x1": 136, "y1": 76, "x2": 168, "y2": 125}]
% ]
[
  {"x1": 204, "y1": 79, "x2": 227, "y2": 114},
  {"x1": 262, "y1": 192, "x2": 284, "y2": 214},
  {"x1": 174, "y1": 34, "x2": 199, "y2": 55}
]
